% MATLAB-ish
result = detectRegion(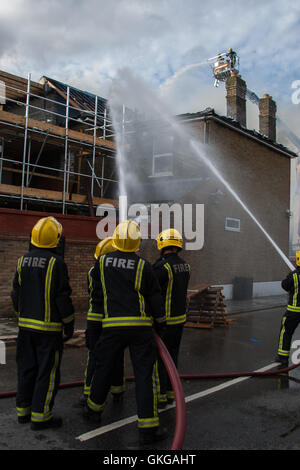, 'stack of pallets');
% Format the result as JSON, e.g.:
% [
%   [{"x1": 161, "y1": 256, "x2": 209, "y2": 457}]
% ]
[{"x1": 185, "y1": 284, "x2": 232, "y2": 329}]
